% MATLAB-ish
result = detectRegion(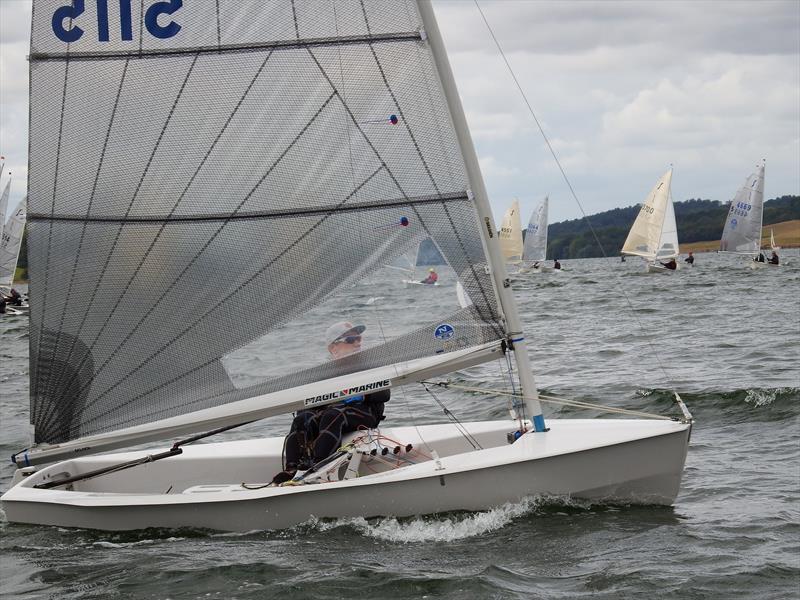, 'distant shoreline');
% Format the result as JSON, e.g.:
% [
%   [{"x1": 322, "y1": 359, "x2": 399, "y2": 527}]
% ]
[{"x1": 680, "y1": 219, "x2": 800, "y2": 253}]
